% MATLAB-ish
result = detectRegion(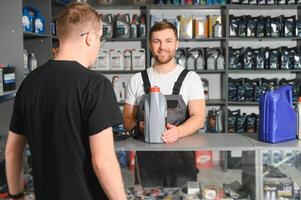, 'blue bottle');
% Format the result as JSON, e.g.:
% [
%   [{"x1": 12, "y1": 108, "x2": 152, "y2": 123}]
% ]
[
  {"x1": 22, "y1": 8, "x2": 33, "y2": 32},
  {"x1": 34, "y1": 13, "x2": 46, "y2": 34}
]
